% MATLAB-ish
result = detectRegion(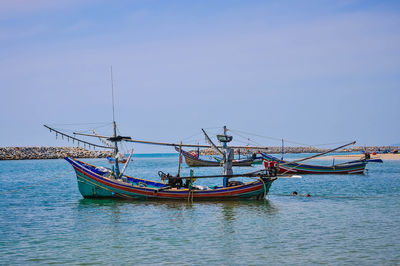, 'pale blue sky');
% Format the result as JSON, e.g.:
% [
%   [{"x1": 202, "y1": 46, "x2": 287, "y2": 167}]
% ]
[{"x1": 1, "y1": 0, "x2": 399, "y2": 152}]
